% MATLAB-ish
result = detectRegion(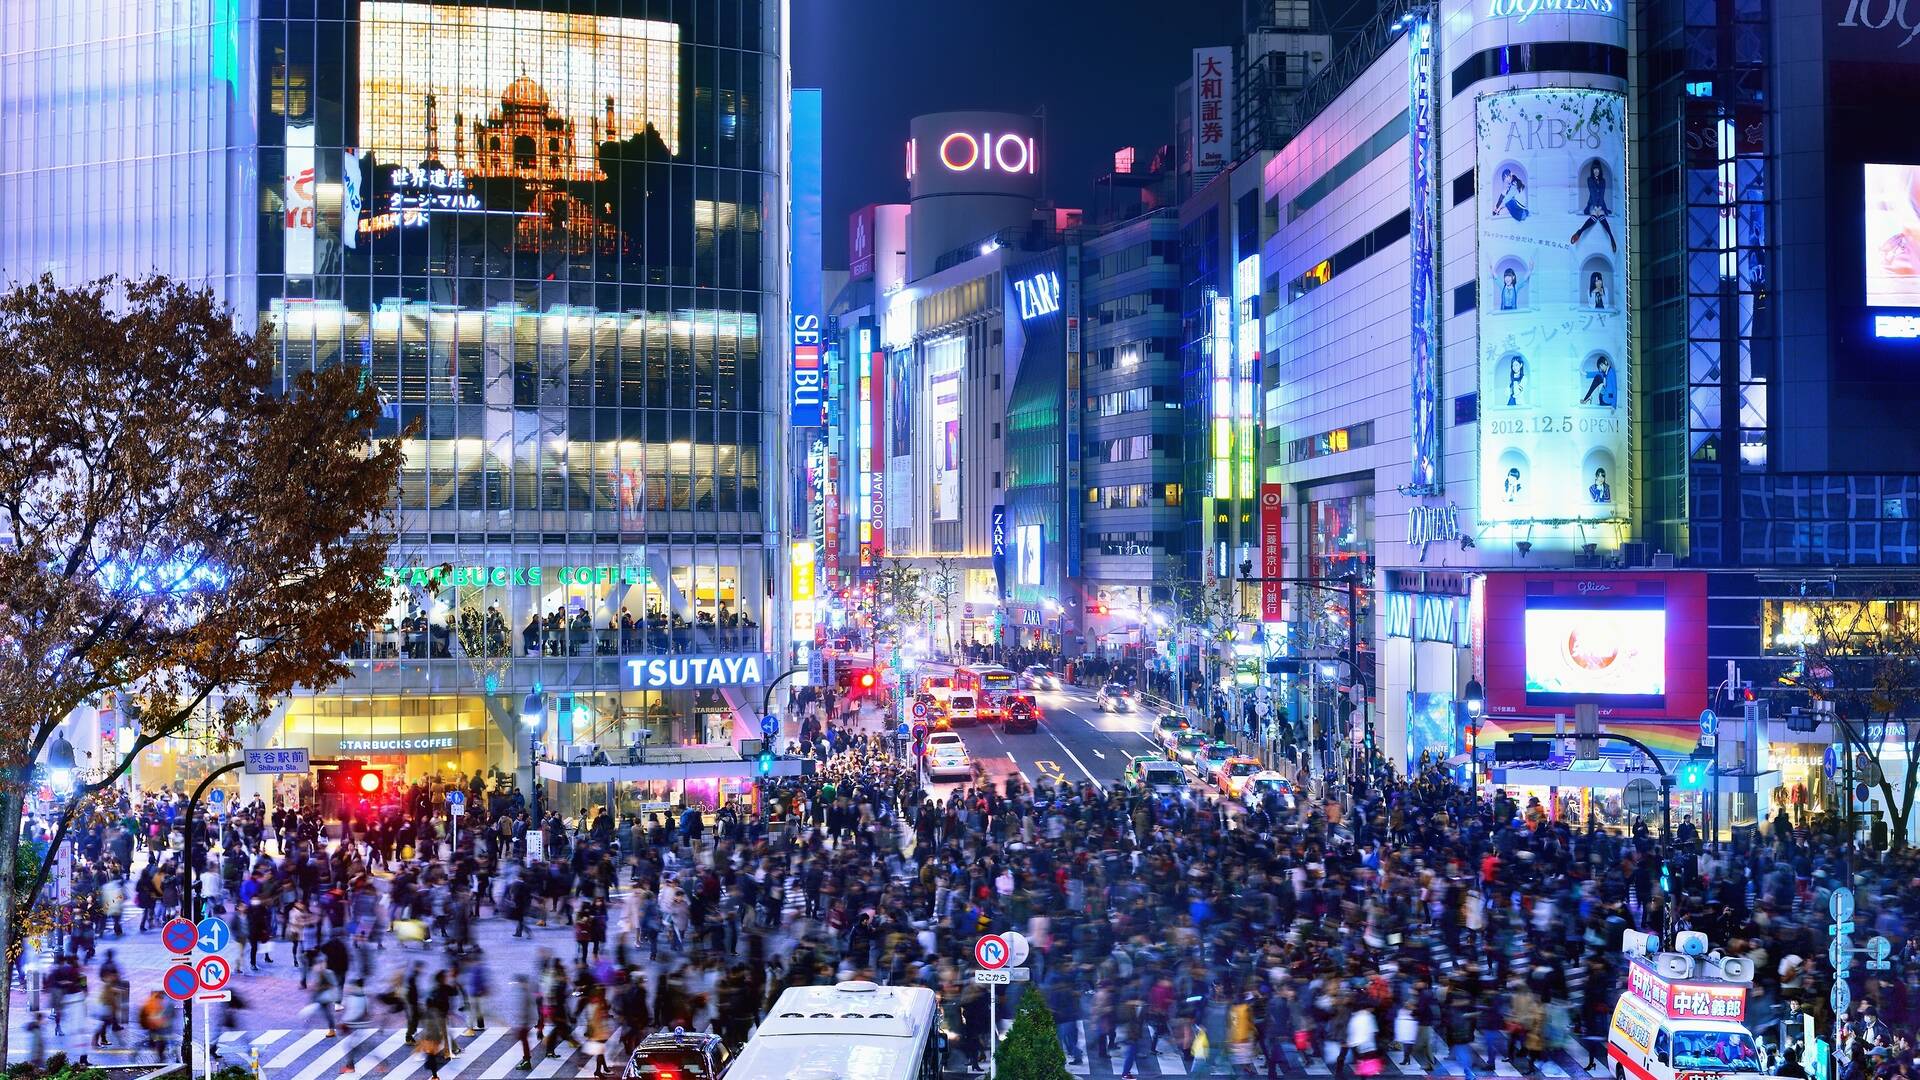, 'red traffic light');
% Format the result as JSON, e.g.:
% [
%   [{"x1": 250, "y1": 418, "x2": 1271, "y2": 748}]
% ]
[
  {"x1": 858, "y1": 671, "x2": 877, "y2": 690},
  {"x1": 1742, "y1": 682, "x2": 1756, "y2": 702},
  {"x1": 358, "y1": 769, "x2": 383, "y2": 795}
]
